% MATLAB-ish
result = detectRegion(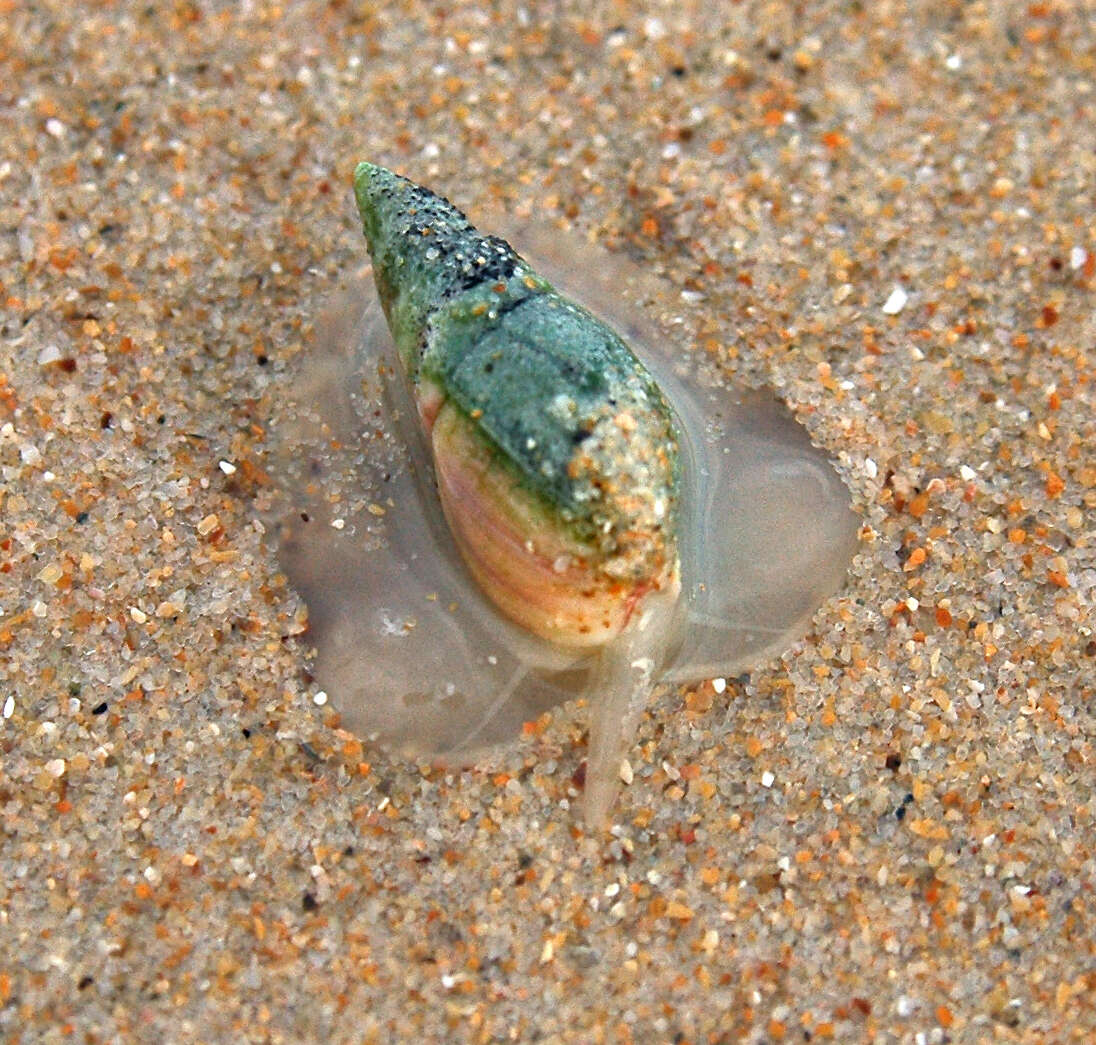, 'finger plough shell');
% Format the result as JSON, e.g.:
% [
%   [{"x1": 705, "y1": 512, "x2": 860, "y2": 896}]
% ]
[{"x1": 273, "y1": 163, "x2": 859, "y2": 828}]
